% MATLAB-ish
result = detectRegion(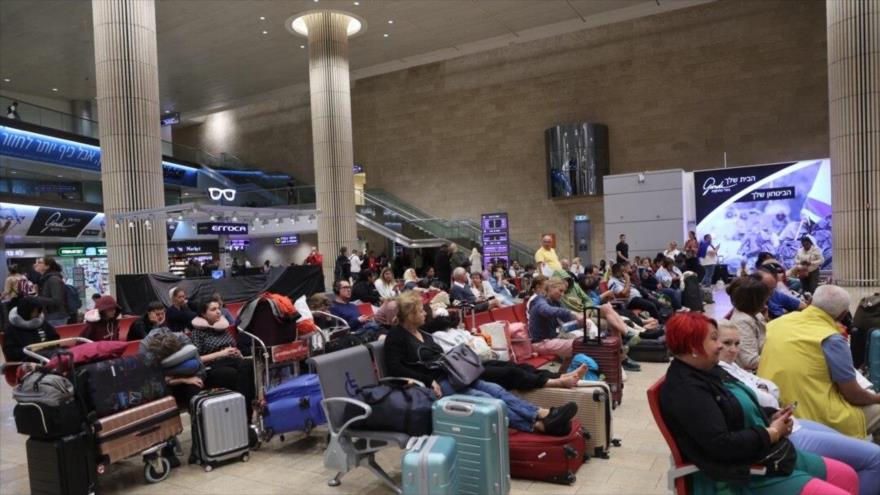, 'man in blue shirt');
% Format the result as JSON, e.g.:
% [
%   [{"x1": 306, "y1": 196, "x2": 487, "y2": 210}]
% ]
[
  {"x1": 758, "y1": 262, "x2": 806, "y2": 319},
  {"x1": 330, "y1": 279, "x2": 376, "y2": 334},
  {"x1": 527, "y1": 277, "x2": 584, "y2": 358}
]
